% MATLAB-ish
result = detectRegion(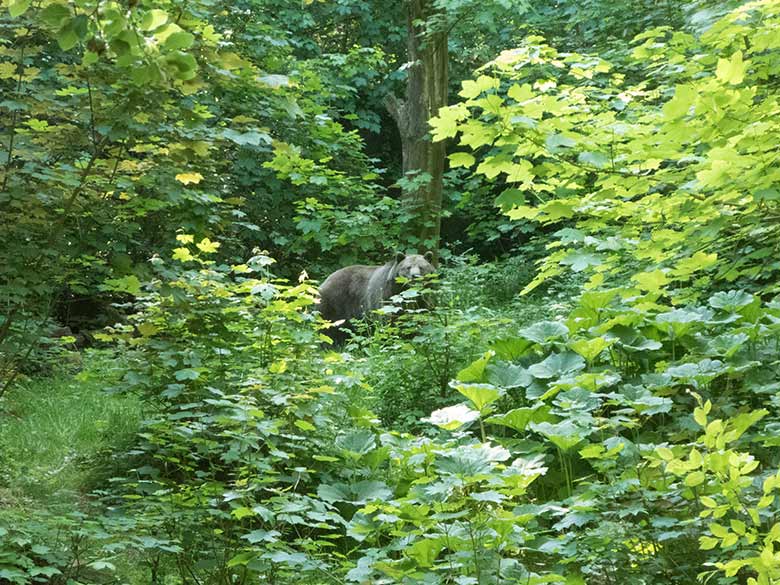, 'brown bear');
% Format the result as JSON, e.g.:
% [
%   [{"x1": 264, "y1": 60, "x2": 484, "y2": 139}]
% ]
[{"x1": 318, "y1": 252, "x2": 435, "y2": 342}]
